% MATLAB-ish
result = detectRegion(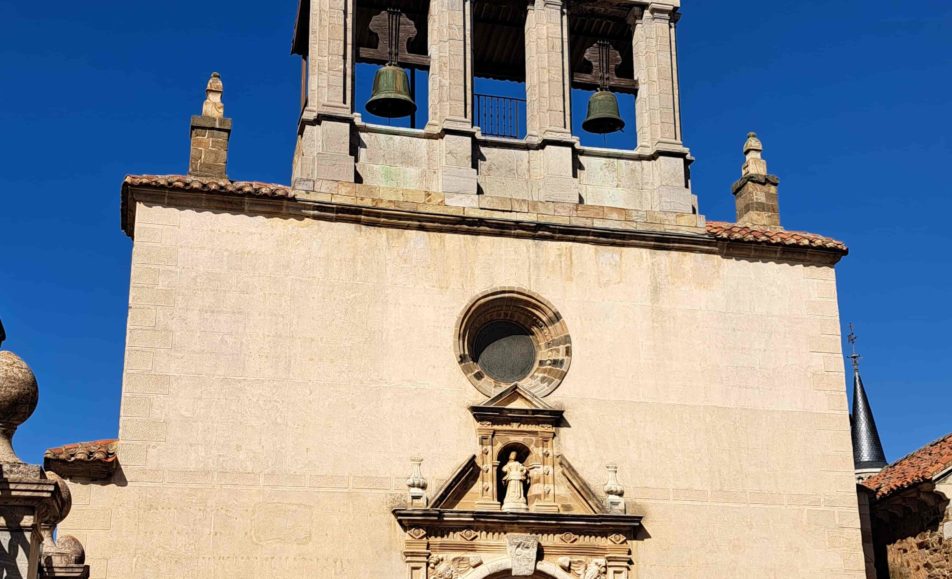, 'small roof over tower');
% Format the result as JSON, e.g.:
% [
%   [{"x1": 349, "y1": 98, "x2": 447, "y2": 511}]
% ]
[{"x1": 849, "y1": 325, "x2": 888, "y2": 473}]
